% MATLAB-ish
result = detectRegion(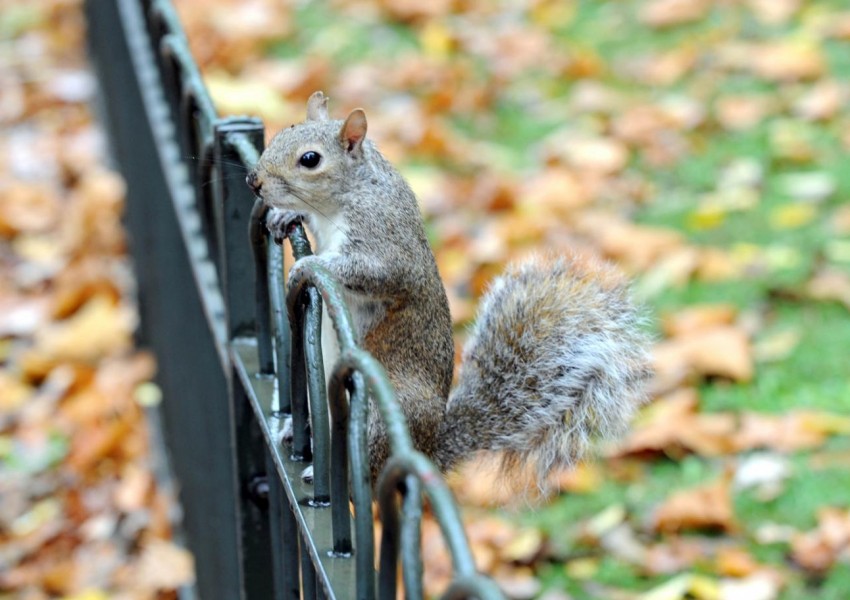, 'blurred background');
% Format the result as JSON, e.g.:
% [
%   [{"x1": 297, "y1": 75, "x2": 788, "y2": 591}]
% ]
[{"x1": 2, "y1": 0, "x2": 850, "y2": 598}]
